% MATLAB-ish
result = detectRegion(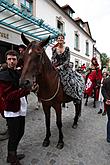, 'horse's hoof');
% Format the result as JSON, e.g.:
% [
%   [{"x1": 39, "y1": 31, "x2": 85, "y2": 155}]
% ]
[
  {"x1": 93, "y1": 106, "x2": 96, "y2": 108},
  {"x1": 72, "y1": 124, "x2": 78, "y2": 129},
  {"x1": 42, "y1": 139, "x2": 50, "y2": 147},
  {"x1": 56, "y1": 142, "x2": 64, "y2": 149},
  {"x1": 79, "y1": 113, "x2": 81, "y2": 117}
]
